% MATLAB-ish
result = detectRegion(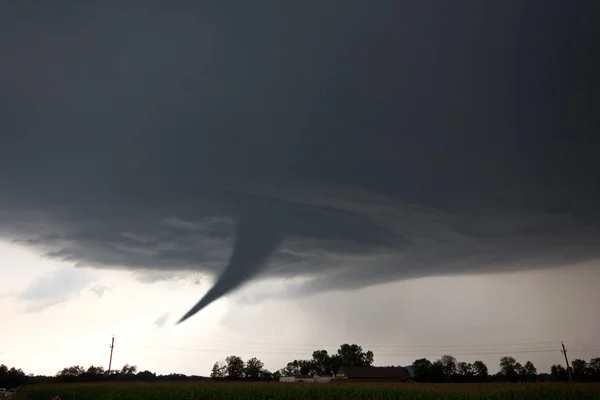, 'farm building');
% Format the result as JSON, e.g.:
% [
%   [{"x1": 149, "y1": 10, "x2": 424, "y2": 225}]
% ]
[
  {"x1": 279, "y1": 374, "x2": 334, "y2": 383},
  {"x1": 335, "y1": 366, "x2": 411, "y2": 382}
]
